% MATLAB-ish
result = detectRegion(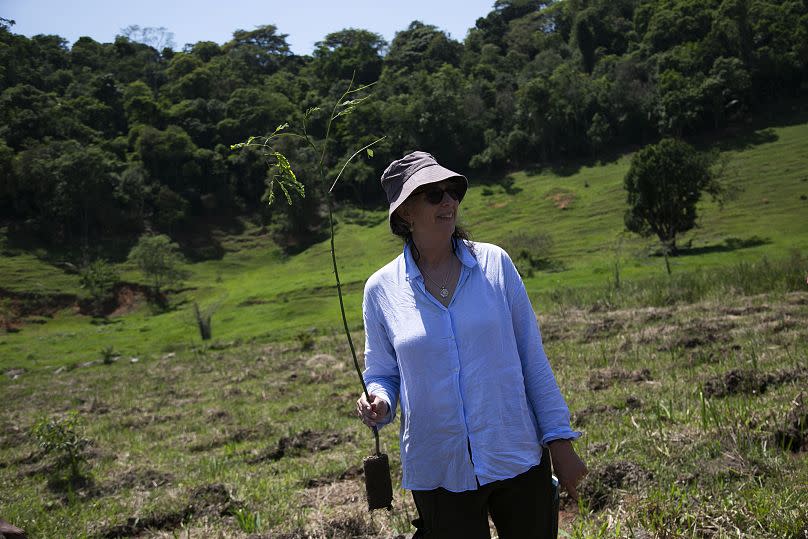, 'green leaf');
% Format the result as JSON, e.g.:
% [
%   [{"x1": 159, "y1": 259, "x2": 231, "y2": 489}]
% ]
[{"x1": 367, "y1": 148, "x2": 374, "y2": 158}]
